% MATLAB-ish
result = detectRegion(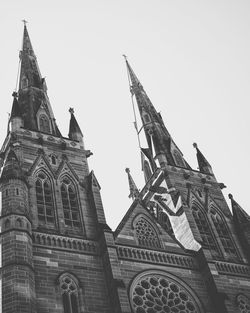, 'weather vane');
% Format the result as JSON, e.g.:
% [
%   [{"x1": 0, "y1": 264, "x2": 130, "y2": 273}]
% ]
[
  {"x1": 122, "y1": 54, "x2": 128, "y2": 60},
  {"x1": 22, "y1": 19, "x2": 28, "y2": 26}
]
